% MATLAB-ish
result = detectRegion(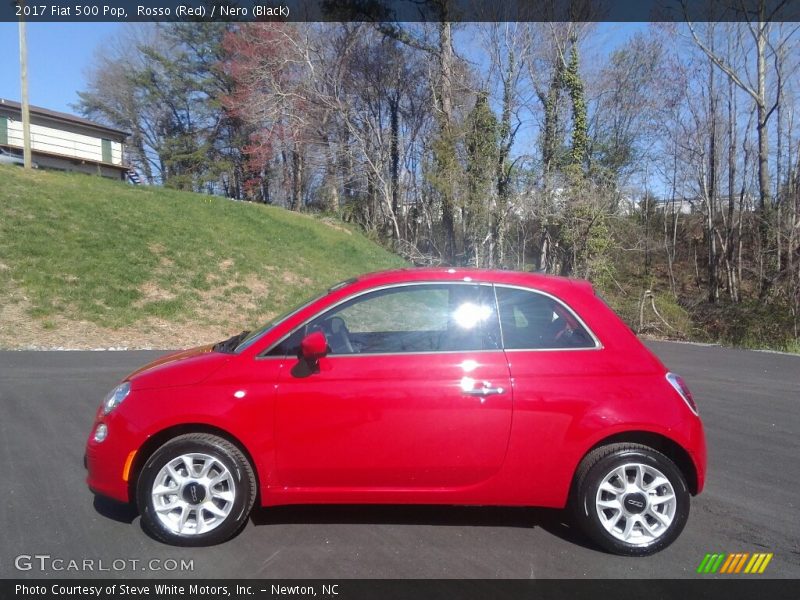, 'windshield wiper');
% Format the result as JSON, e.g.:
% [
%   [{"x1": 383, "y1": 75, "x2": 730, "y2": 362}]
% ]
[{"x1": 212, "y1": 330, "x2": 250, "y2": 354}]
